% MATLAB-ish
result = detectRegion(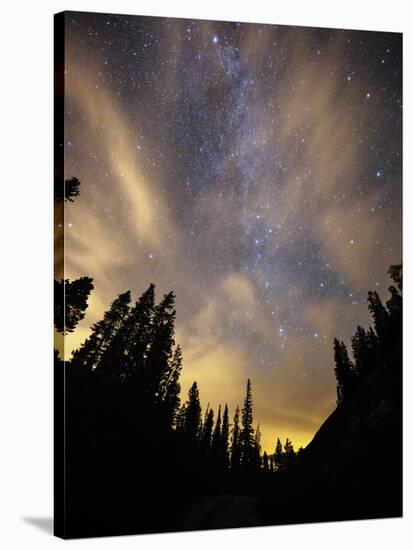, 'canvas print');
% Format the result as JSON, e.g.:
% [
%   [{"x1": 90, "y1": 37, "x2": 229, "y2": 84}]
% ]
[{"x1": 54, "y1": 11, "x2": 402, "y2": 539}]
